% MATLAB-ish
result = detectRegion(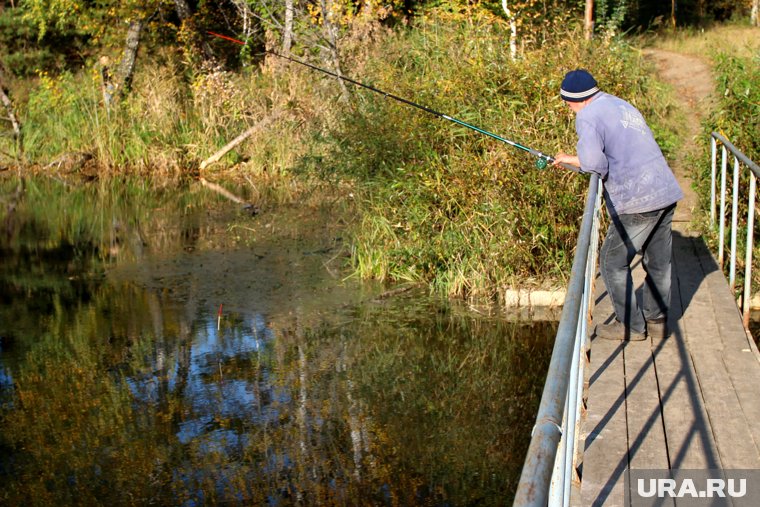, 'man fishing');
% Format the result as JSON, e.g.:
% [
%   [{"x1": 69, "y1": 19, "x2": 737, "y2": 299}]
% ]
[{"x1": 553, "y1": 69, "x2": 683, "y2": 341}]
